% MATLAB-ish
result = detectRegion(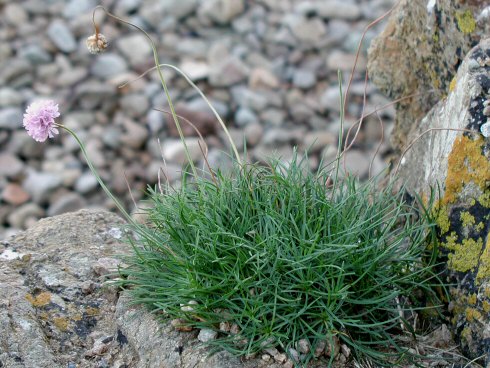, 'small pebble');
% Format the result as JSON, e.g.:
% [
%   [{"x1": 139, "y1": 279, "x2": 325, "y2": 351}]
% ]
[
  {"x1": 261, "y1": 354, "x2": 271, "y2": 362},
  {"x1": 170, "y1": 318, "x2": 193, "y2": 332},
  {"x1": 180, "y1": 300, "x2": 198, "y2": 312},
  {"x1": 197, "y1": 328, "x2": 218, "y2": 342},
  {"x1": 219, "y1": 321, "x2": 231, "y2": 332},
  {"x1": 340, "y1": 344, "x2": 351, "y2": 358},
  {"x1": 297, "y1": 338, "x2": 310, "y2": 354},
  {"x1": 274, "y1": 353, "x2": 287, "y2": 363},
  {"x1": 481, "y1": 121, "x2": 490, "y2": 138},
  {"x1": 287, "y1": 347, "x2": 300, "y2": 363}
]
